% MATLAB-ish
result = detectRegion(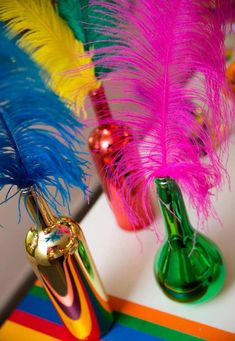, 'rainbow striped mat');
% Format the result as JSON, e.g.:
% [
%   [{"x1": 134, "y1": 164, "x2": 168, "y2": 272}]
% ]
[{"x1": 0, "y1": 281, "x2": 234, "y2": 341}]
